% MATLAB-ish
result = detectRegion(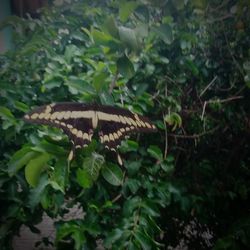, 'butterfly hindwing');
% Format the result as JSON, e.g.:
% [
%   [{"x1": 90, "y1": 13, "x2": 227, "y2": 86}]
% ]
[{"x1": 23, "y1": 102, "x2": 157, "y2": 162}]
